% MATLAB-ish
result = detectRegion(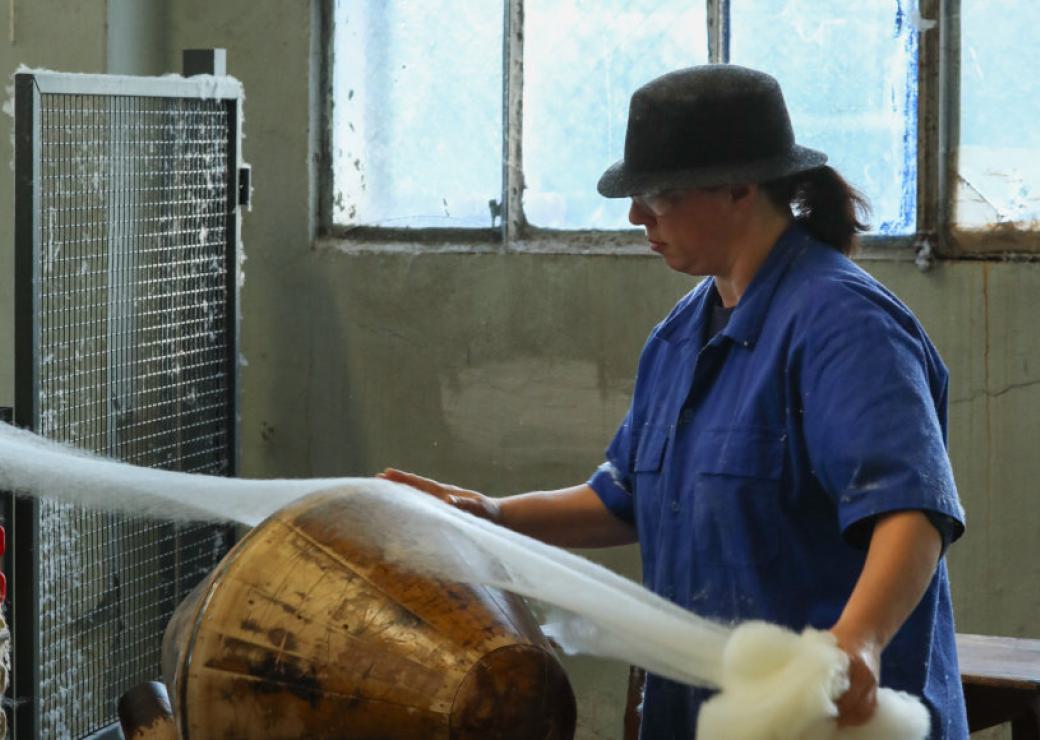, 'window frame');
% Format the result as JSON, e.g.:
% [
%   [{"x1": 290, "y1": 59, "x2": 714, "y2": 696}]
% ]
[
  {"x1": 941, "y1": 0, "x2": 1040, "y2": 257},
  {"x1": 317, "y1": 0, "x2": 1040, "y2": 260}
]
